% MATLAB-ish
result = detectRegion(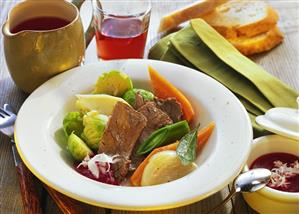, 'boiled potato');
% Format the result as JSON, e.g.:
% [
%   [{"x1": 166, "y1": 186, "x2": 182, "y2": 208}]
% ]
[
  {"x1": 141, "y1": 150, "x2": 197, "y2": 186},
  {"x1": 76, "y1": 94, "x2": 128, "y2": 115}
]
